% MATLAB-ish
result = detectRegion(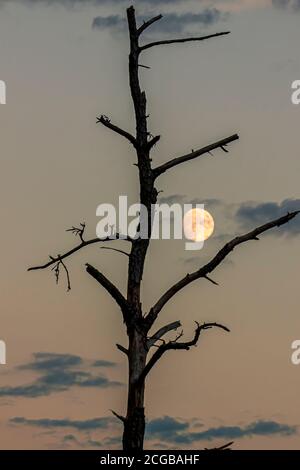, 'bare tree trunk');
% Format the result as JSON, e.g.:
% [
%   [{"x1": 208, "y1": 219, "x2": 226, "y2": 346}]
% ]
[
  {"x1": 123, "y1": 328, "x2": 147, "y2": 451},
  {"x1": 121, "y1": 7, "x2": 155, "y2": 451}
]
